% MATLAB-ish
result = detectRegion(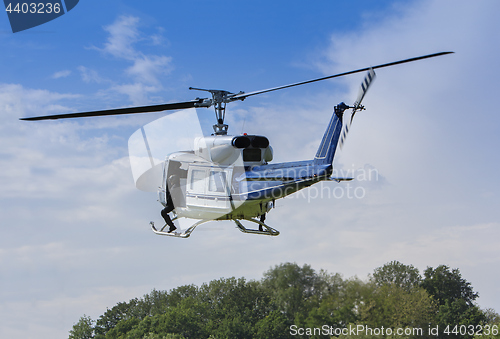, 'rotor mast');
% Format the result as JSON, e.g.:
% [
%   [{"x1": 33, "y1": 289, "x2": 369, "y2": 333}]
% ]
[{"x1": 189, "y1": 87, "x2": 244, "y2": 135}]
